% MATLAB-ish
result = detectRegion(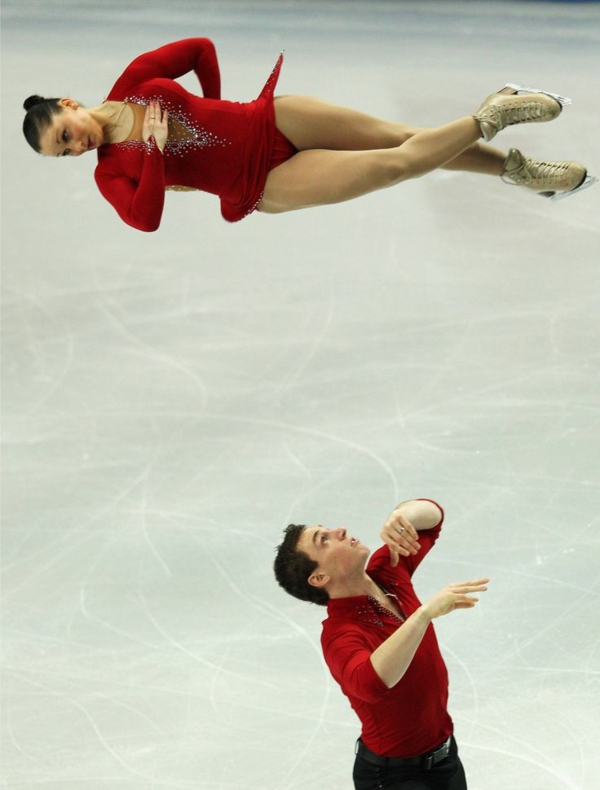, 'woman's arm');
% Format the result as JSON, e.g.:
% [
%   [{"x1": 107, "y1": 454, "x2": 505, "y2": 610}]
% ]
[
  {"x1": 95, "y1": 146, "x2": 166, "y2": 232},
  {"x1": 110, "y1": 38, "x2": 221, "y2": 101}
]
